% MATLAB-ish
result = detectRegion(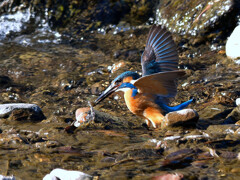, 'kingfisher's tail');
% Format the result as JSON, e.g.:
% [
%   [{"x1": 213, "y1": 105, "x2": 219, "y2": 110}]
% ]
[{"x1": 159, "y1": 99, "x2": 193, "y2": 113}]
